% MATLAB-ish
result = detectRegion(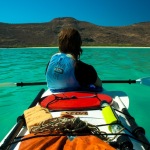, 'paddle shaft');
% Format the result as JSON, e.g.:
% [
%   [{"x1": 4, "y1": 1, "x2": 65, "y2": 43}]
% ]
[
  {"x1": 0, "y1": 88, "x2": 45, "y2": 150},
  {"x1": 2, "y1": 76, "x2": 150, "y2": 87},
  {"x1": 16, "y1": 82, "x2": 47, "y2": 86},
  {"x1": 102, "y1": 79, "x2": 136, "y2": 84},
  {"x1": 15, "y1": 80, "x2": 136, "y2": 87}
]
